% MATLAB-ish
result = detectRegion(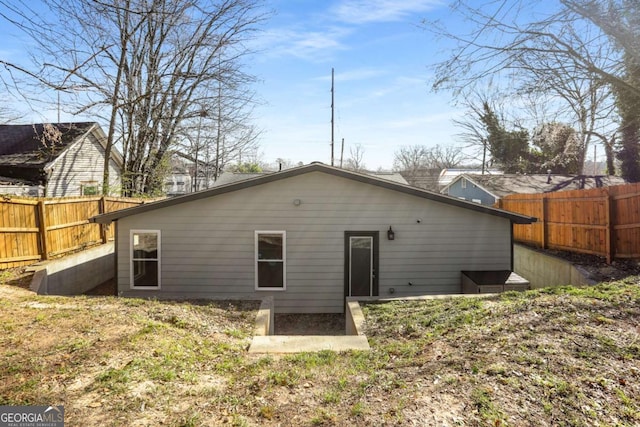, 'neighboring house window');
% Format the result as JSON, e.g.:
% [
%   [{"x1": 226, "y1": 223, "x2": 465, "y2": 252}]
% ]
[
  {"x1": 472, "y1": 199, "x2": 482, "y2": 204},
  {"x1": 255, "y1": 231, "x2": 286, "y2": 290},
  {"x1": 131, "y1": 230, "x2": 161, "y2": 289},
  {"x1": 81, "y1": 181, "x2": 99, "y2": 196},
  {"x1": 461, "y1": 178, "x2": 467, "y2": 189}
]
